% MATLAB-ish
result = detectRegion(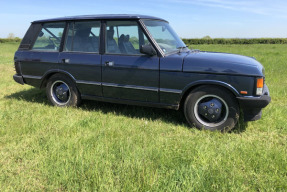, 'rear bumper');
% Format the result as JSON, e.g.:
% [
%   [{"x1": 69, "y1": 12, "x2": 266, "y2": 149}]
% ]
[
  {"x1": 237, "y1": 84, "x2": 271, "y2": 121},
  {"x1": 13, "y1": 74, "x2": 24, "y2": 85}
]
